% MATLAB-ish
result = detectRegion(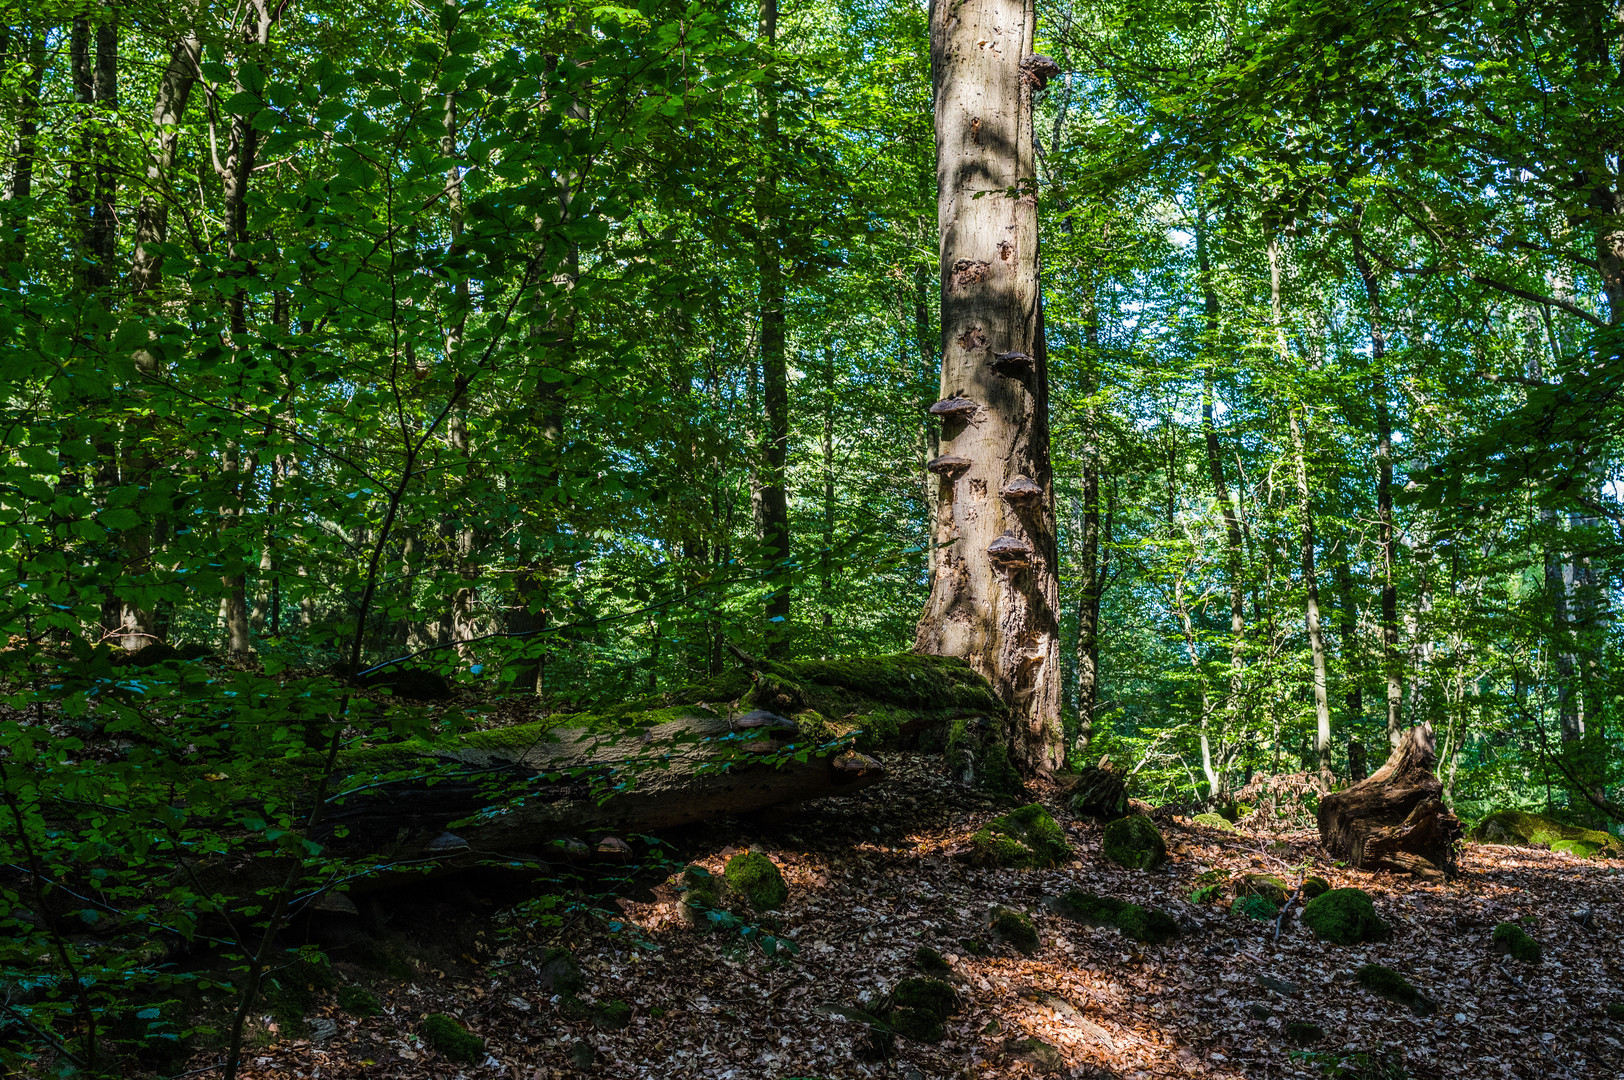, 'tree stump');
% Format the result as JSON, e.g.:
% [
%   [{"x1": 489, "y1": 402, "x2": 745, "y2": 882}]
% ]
[
  {"x1": 1063, "y1": 758, "x2": 1128, "y2": 820},
  {"x1": 1317, "y1": 724, "x2": 1462, "y2": 879}
]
